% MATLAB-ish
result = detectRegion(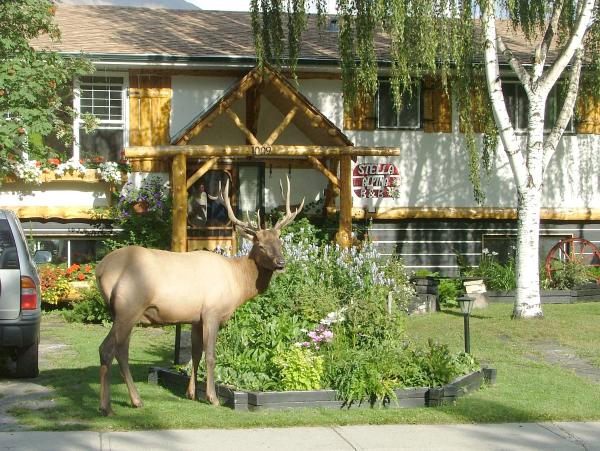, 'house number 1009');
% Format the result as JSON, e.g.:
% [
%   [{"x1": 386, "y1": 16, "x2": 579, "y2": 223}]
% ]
[{"x1": 252, "y1": 145, "x2": 272, "y2": 155}]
